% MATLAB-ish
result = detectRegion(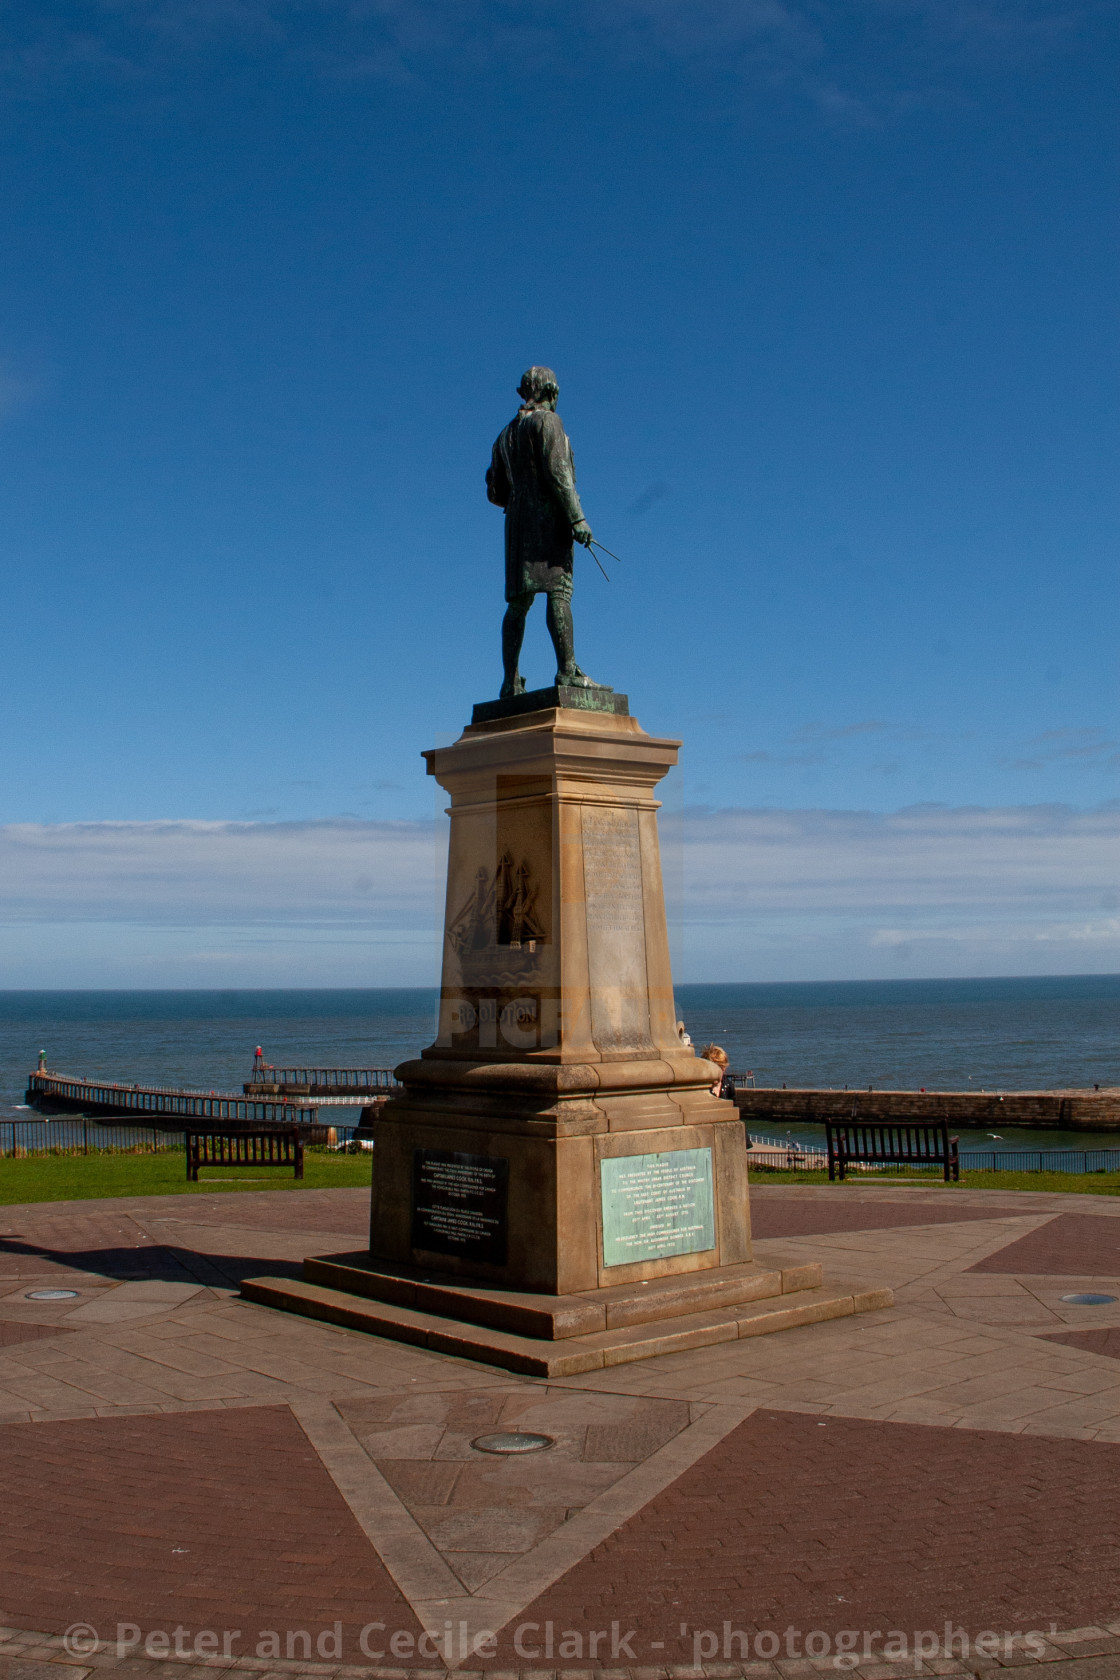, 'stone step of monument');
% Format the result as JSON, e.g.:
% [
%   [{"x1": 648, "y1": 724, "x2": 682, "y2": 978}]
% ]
[
  {"x1": 240, "y1": 1274, "x2": 894, "y2": 1376},
  {"x1": 300, "y1": 1252, "x2": 823, "y2": 1340}
]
